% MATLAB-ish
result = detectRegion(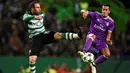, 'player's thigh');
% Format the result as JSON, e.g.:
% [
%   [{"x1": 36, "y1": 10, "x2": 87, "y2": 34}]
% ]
[
  {"x1": 94, "y1": 39, "x2": 110, "y2": 56},
  {"x1": 29, "y1": 35, "x2": 43, "y2": 57},
  {"x1": 87, "y1": 33, "x2": 96, "y2": 41},
  {"x1": 42, "y1": 31, "x2": 57, "y2": 44},
  {"x1": 101, "y1": 48, "x2": 110, "y2": 57}
]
